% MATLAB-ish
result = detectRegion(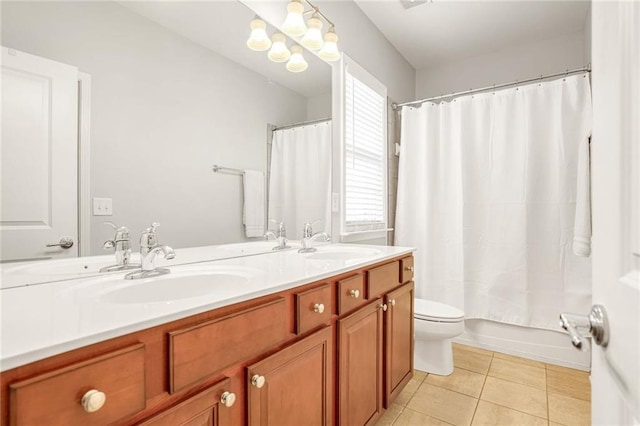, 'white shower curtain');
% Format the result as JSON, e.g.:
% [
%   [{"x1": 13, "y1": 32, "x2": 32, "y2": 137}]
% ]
[
  {"x1": 395, "y1": 75, "x2": 592, "y2": 329},
  {"x1": 269, "y1": 121, "x2": 332, "y2": 240}
]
